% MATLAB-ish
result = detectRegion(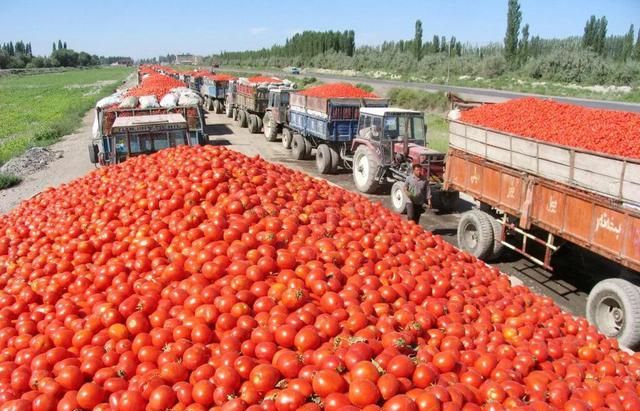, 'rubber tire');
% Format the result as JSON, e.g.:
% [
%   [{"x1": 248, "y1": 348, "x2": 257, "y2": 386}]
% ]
[
  {"x1": 256, "y1": 115, "x2": 263, "y2": 131},
  {"x1": 433, "y1": 190, "x2": 460, "y2": 213},
  {"x1": 303, "y1": 138, "x2": 312, "y2": 159},
  {"x1": 291, "y1": 134, "x2": 307, "y2": 160},
  {"x1": 213, "y1": 99, "x2": 221, "y2": 114},
  {"x1": 390, "y1": 181, "x2": 408, "y2": 214},
  {"x1": 238, "y1": 110, "x2": 248, "y2": 128},
  {"x1": 226, "y1": 103, "x2": 233, "y2": 118},
  {"x1": 328, "y1": 145, "x2": 340, "y2": 173},
  {"x1": 488, "y1": 216, "x2": 505, "y2": 260},
  {"x1": 457, "y1": 210, "x2": 495, "y2": 260},
  {"x1": 204, "y1": 97, "x2": 212, "y2": 111},
  {"x1": 316, "y1": 144, "x2": 333, "y2": 174},
  {"x1": 352, "y1": 145, "x2": 380, "y2": 194},
  {"x1": 263, "y1": 112, "x2": 278, "y2": 142},
  {"x1": 282, "y1": 128, "x2": 293, "y2": 149},
  {"x1": 248, "y1": 114, "x2": 259, "y2": 133},
  {"x1": 587, "y1": 278, "x2": 640, "y2": 350},
  {"x1": 232, "y1": 108, "x2": 238, "y2": 121}
]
